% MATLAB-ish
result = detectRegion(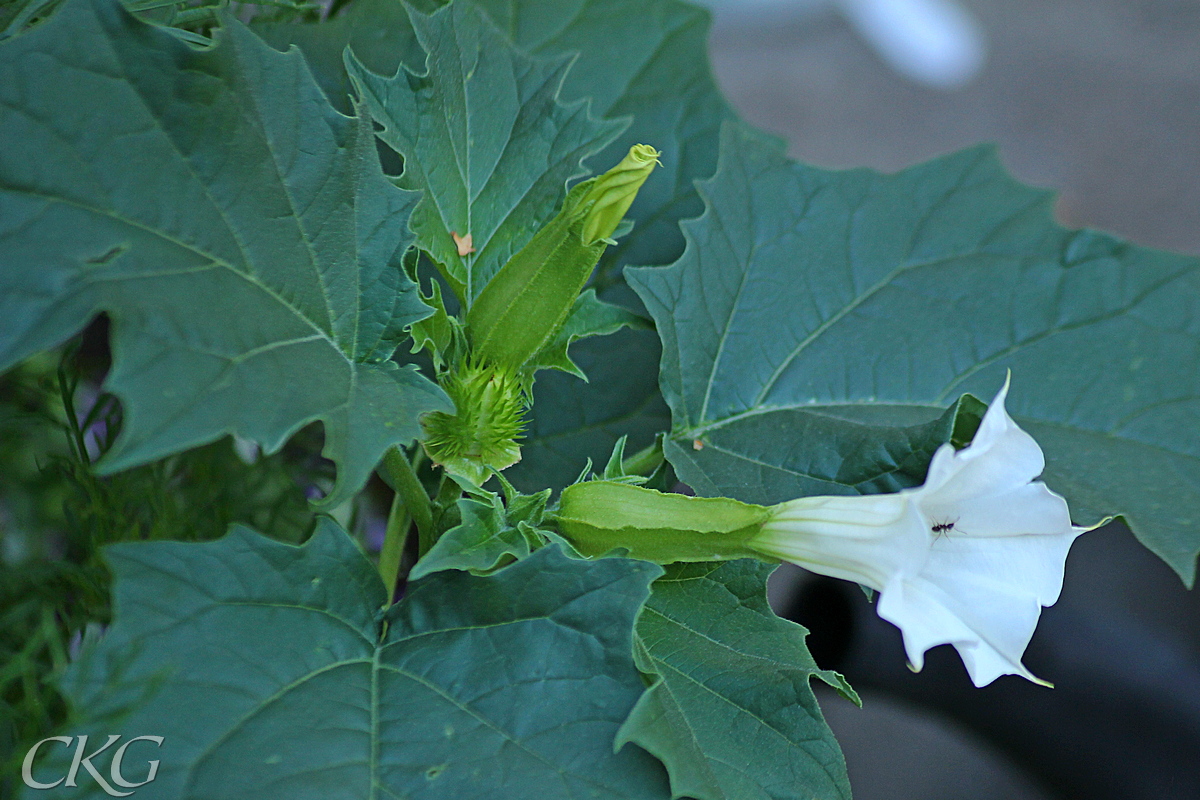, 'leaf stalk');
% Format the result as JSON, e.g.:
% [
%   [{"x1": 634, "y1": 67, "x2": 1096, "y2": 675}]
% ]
[
  {"x1": 381, "y1": 445, "x2": 435, "y2": 558},
  {"x1": 377, "y1": 493, "x2": 410, "y2": 598}
]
